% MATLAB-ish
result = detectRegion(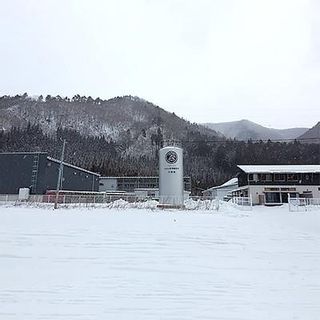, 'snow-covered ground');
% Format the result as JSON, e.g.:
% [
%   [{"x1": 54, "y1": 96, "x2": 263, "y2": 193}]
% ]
[{"x1": 0, "y1": 204, "x2": 319, "y2": 320}]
